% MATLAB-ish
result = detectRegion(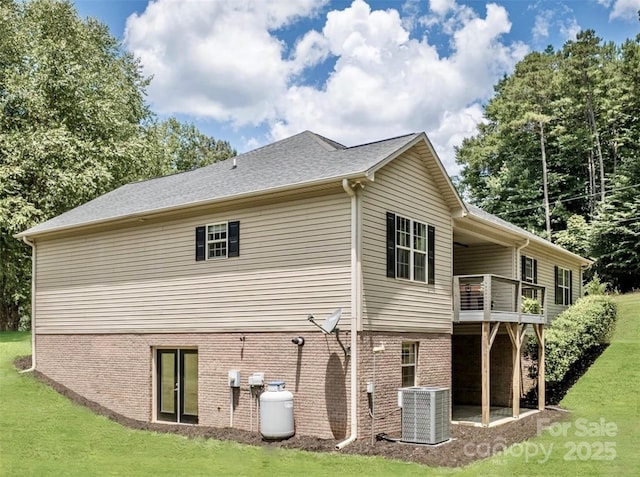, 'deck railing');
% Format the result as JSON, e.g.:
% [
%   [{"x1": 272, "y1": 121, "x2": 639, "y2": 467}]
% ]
[{"x1": 453, "y1": 274, "x2": 546, "y2": 324}]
